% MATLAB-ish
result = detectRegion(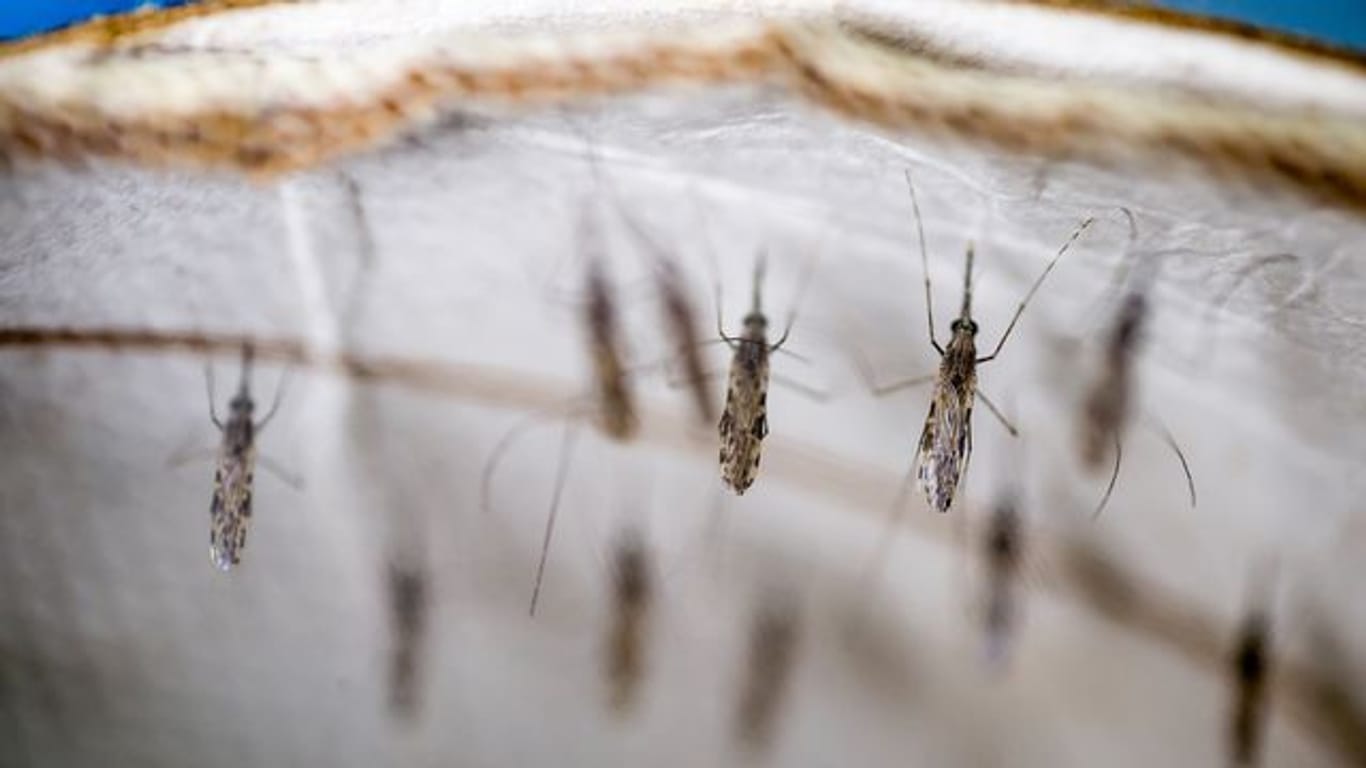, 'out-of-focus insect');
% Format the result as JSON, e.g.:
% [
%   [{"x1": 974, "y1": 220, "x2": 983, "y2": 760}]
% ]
[
  {"x1": 605, "y1": 531, "x2": 652, "y2": 715},
  {"x1": 583, "y1": 252, "x2": 639, "y2": 441},
  {"x1": 206, "y1": 343, "x2": 285, "y2": 571},
  {"x1": 482, "y1": 204, "x2": 639, "y2": 617},
  {"x1": 651, "y1": 255, "x2": 715, "y2": 427},
  {"x1": 576, "y1": 128, "x2": 714, "y2": 427},
  {"x1": 717, "y1": 250, "x2": 819, "y2": 495},
  {"x1": 1229, "y1": 603, "x2": 1273, "y2": 766},
  {"x1": 526, "y1": 247, "x2": 634, "y2": 616},
  {"x1": 1079, "y1": 225, "x2": 1197, "y2": 518},
  {"x1": 866, "y1": 171, "x2": 1094, "y2": 514},
  {"x1": 597, "y1": 183, "x2": 715, "y2": 428},
  {"x1": 981, "y1": 494, "x2": 1022, "y2": 665},
  {"x1": 735, "y1": 592, "x2": 800, "y2": 751},
  {"x1": 387, "y1": 562, "x2": 429, "y2": 721}
]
